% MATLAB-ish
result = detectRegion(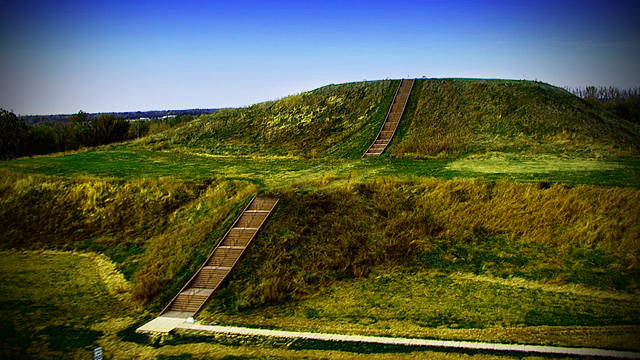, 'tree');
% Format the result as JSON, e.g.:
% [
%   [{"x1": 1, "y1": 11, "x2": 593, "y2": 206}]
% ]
[
  {"x1": 53, "y1": 122, "x2": 79, "y2": 151},
  {"x1": 0, "y1": 109, "x2": 28, "y2": 159},
  {"x1": 132, "y1": 120, "x2": 150, "y2": 138},
  {"x1": 90, "y1": 114, "x2": 130, "y2": 145},
  {"x1": 69, "y1": 110, "x2": 89, "y2": 125},
  {"x1": 28, "y1": 124, "x2": 58, "y2": 155}
]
